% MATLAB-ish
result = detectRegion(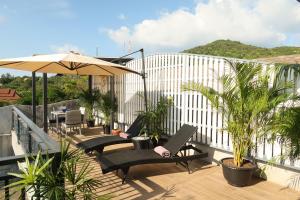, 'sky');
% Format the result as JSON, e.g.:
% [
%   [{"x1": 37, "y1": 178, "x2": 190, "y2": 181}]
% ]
[{"x1": 0, "y1": 0, "x2": 300, "y2": 76}]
